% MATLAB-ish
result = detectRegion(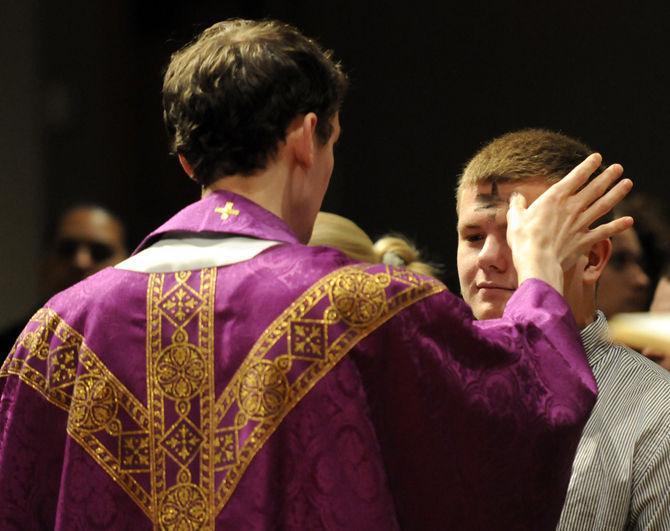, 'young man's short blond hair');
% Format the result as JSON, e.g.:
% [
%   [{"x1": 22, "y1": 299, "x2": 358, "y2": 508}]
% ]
[{"x1": 456, "y1": 129, "x2": 599, "y2": 208}]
